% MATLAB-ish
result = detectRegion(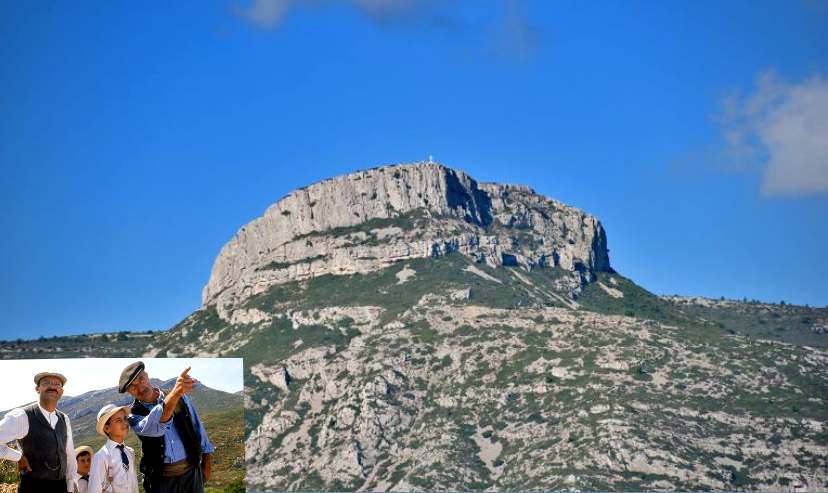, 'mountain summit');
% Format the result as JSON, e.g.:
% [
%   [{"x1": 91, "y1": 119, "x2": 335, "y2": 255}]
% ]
[
  {"x1": 141, "y1": 162, "x2": 828, "y2": 492},
  {"x1": 6, "y1": 163, "x2": 823, "y2": 492},
  {"x1": 203, "y1": 163, "x2": 609, "y2": 317}
]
